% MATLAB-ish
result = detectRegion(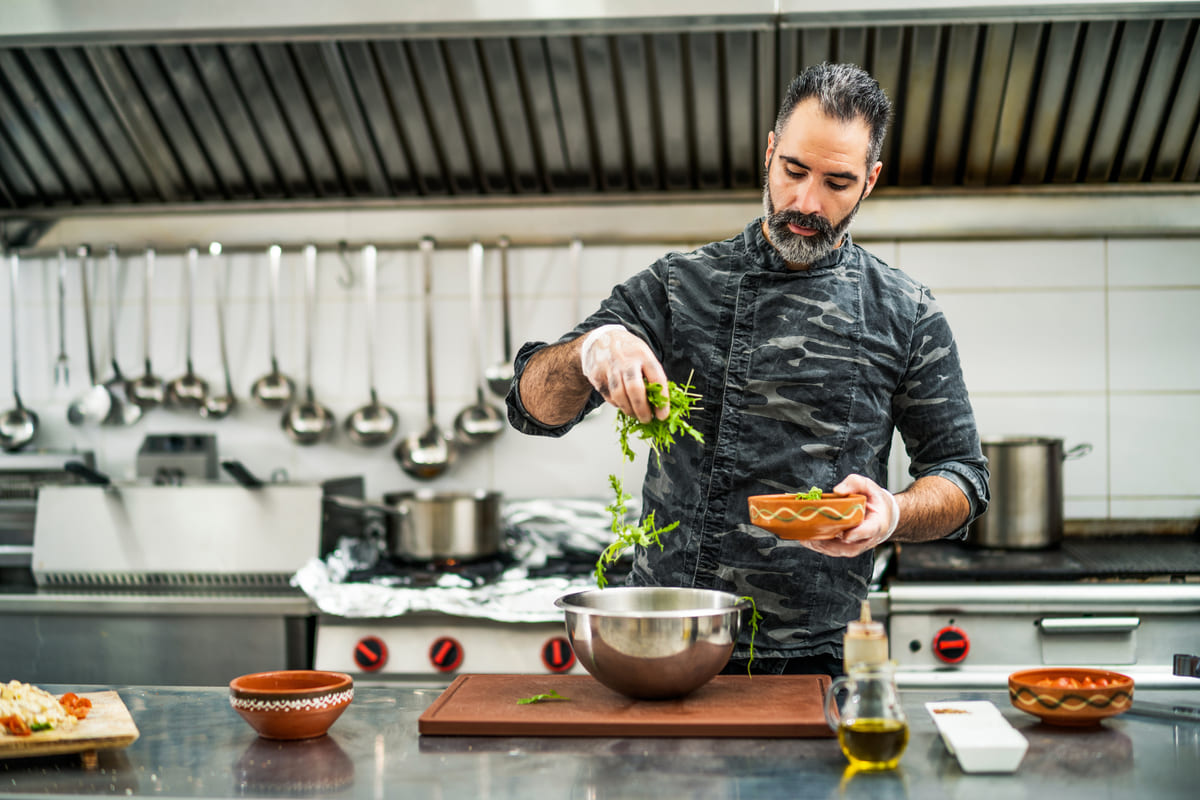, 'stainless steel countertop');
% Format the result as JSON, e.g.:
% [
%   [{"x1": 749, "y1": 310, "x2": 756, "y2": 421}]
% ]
[{"x1": 1, "y1": 683, "x2": 1197, "y2": 798}]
